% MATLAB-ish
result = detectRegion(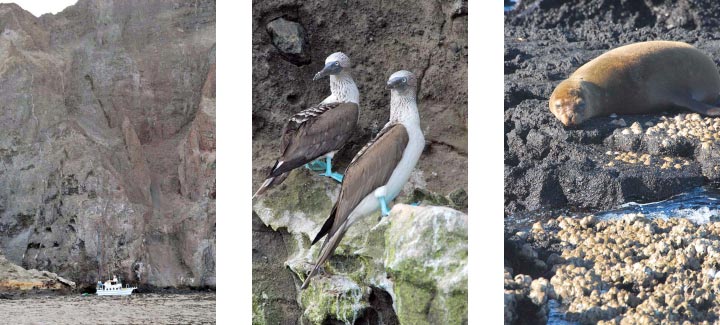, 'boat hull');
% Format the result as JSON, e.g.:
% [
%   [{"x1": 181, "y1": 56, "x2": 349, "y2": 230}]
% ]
[{"x1": 96, "y1": 288, "x2": 136, "y2": 296}]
